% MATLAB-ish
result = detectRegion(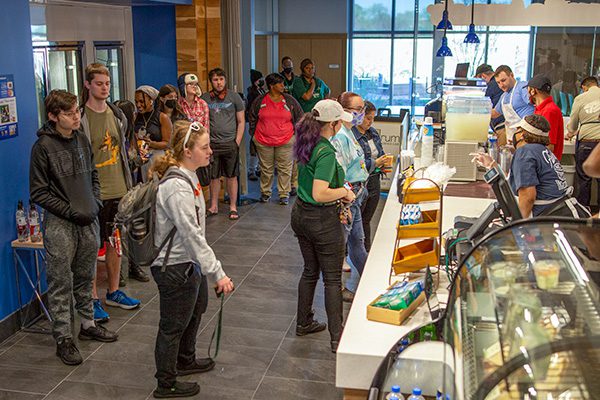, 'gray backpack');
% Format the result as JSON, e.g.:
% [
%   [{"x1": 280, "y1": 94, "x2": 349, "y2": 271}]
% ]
[{"x1": 115, "y1": 168, "x2": 194, "y2": 267}]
